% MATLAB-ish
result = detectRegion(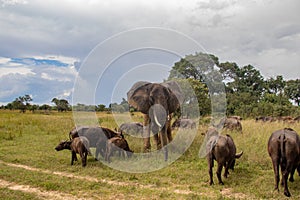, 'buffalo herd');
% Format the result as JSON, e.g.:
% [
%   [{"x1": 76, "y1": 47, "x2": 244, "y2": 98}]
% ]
[
  {"x1": 256, "y1": 116, "x2": 300, "y2": 123},
  {"x1": 55, "y1": 115, "x2": 300, "y2": 197}
]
